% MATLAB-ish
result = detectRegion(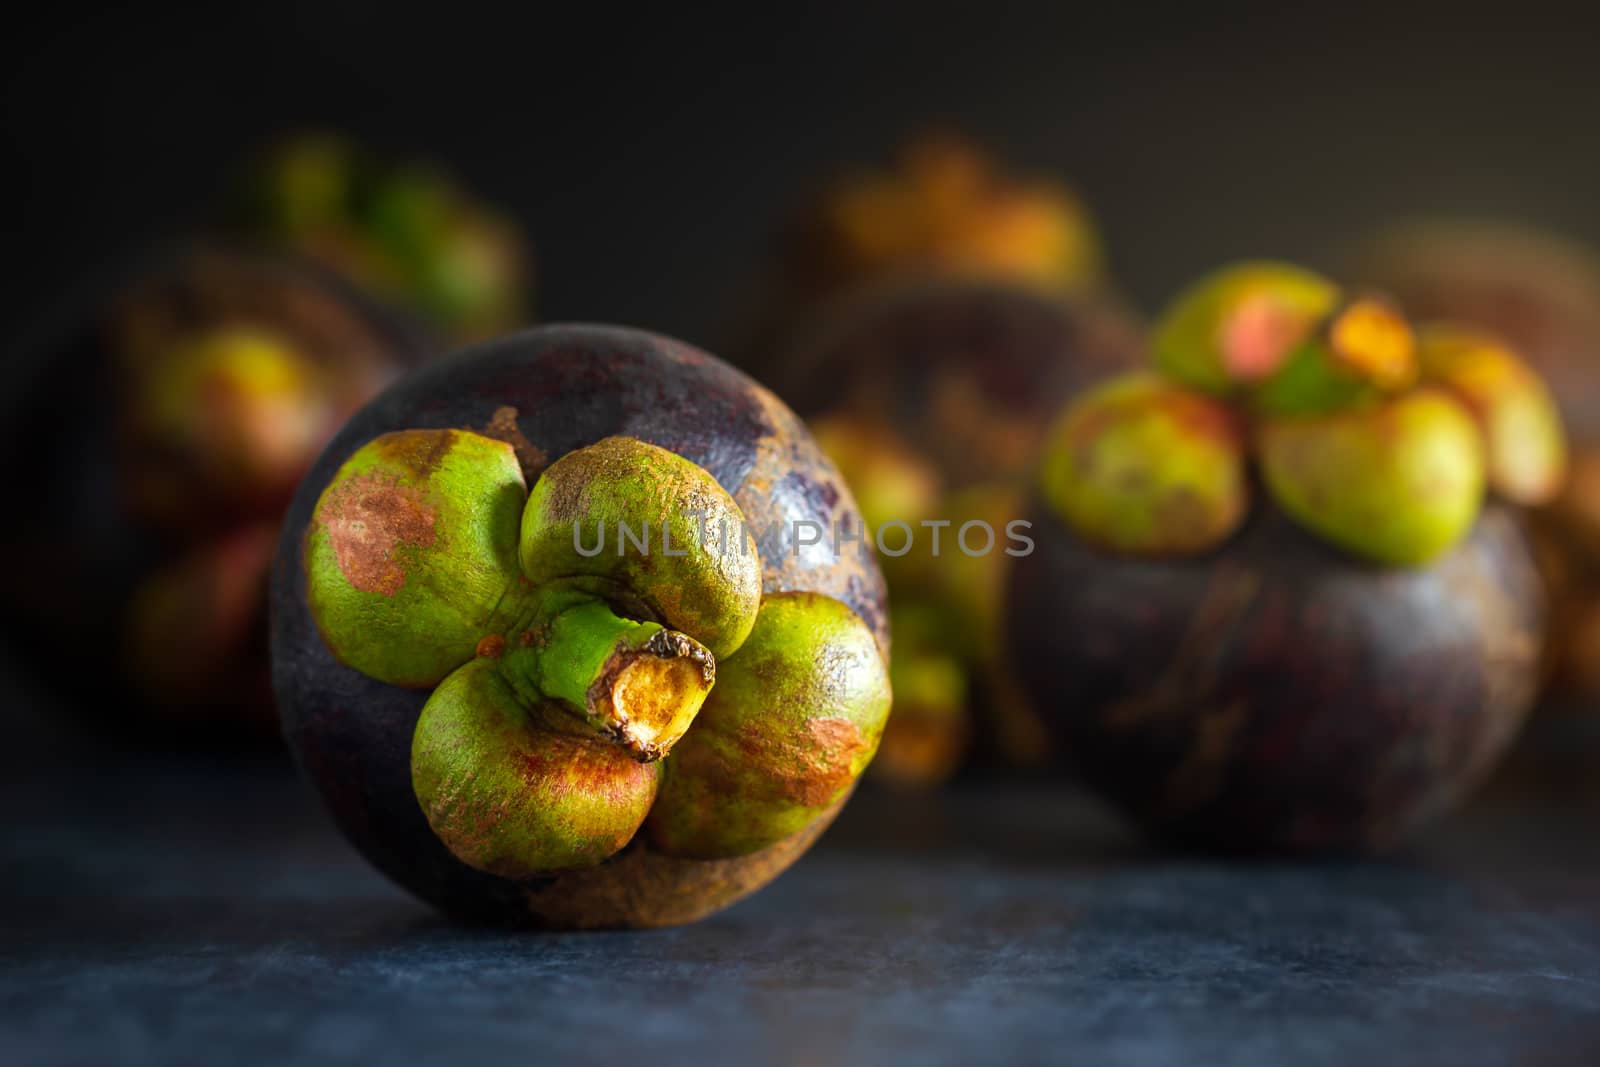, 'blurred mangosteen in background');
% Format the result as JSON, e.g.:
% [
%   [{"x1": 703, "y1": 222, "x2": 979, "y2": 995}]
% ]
[
  {"x1": 735, "y1": 132, "x2": 1109, "y2": 366},
  {"x1": 738, "y1": 133, "x2": 1140, "y2": 786},
  {"x1": 0, "y1": 246, "x2": 437, "y2": 736},
  {"x1": 1006, "y1": 261, "x2": 1562, "y2": 851},
  {"x1": 770, "y1": 278, "x2": 1144, "y2": 785},
  {"x1": 1348, "y1": 221, "x2": 1600, "y2": 709},
  {"x1": 222, "y1": 131, "x2": 533, "y2": 344},
  {"x1": 777, "y1": 132, "x2": 1104, "y2": 309},
  {"x1": 0, "y1": 133, "x2": 535, "y2": 742}
]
